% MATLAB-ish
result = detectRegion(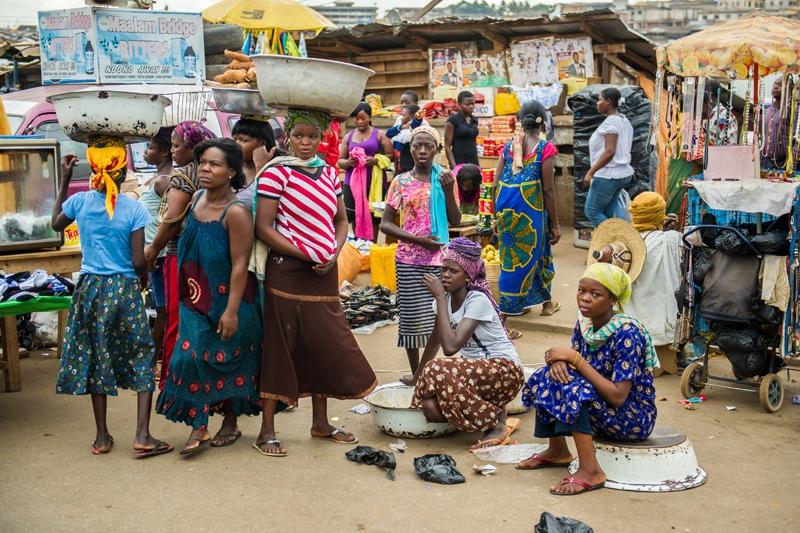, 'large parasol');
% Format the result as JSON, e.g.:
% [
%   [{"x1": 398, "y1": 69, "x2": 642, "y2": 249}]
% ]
[
  {"x1": 656, "y1": 12, "x2": 800, "y2": 80},
  {"x1": 202, "y1": 0, "x2": 334, "y2": 36}
]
